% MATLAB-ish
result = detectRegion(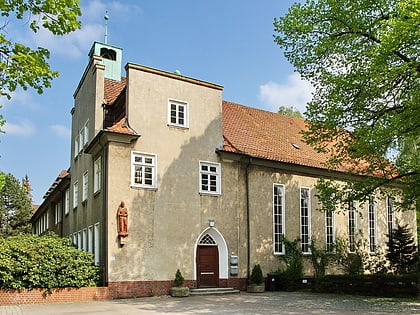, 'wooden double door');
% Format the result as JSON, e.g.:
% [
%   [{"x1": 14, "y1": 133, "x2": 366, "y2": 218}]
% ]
[{"x1": 196, "y1": 245, "x2": 219, "y2": 288}]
